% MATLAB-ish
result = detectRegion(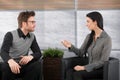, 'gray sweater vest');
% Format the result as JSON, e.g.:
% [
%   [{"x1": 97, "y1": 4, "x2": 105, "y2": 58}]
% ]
[{"x1": 9, "y1": 30, "x2": 34, "y2": 59}]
